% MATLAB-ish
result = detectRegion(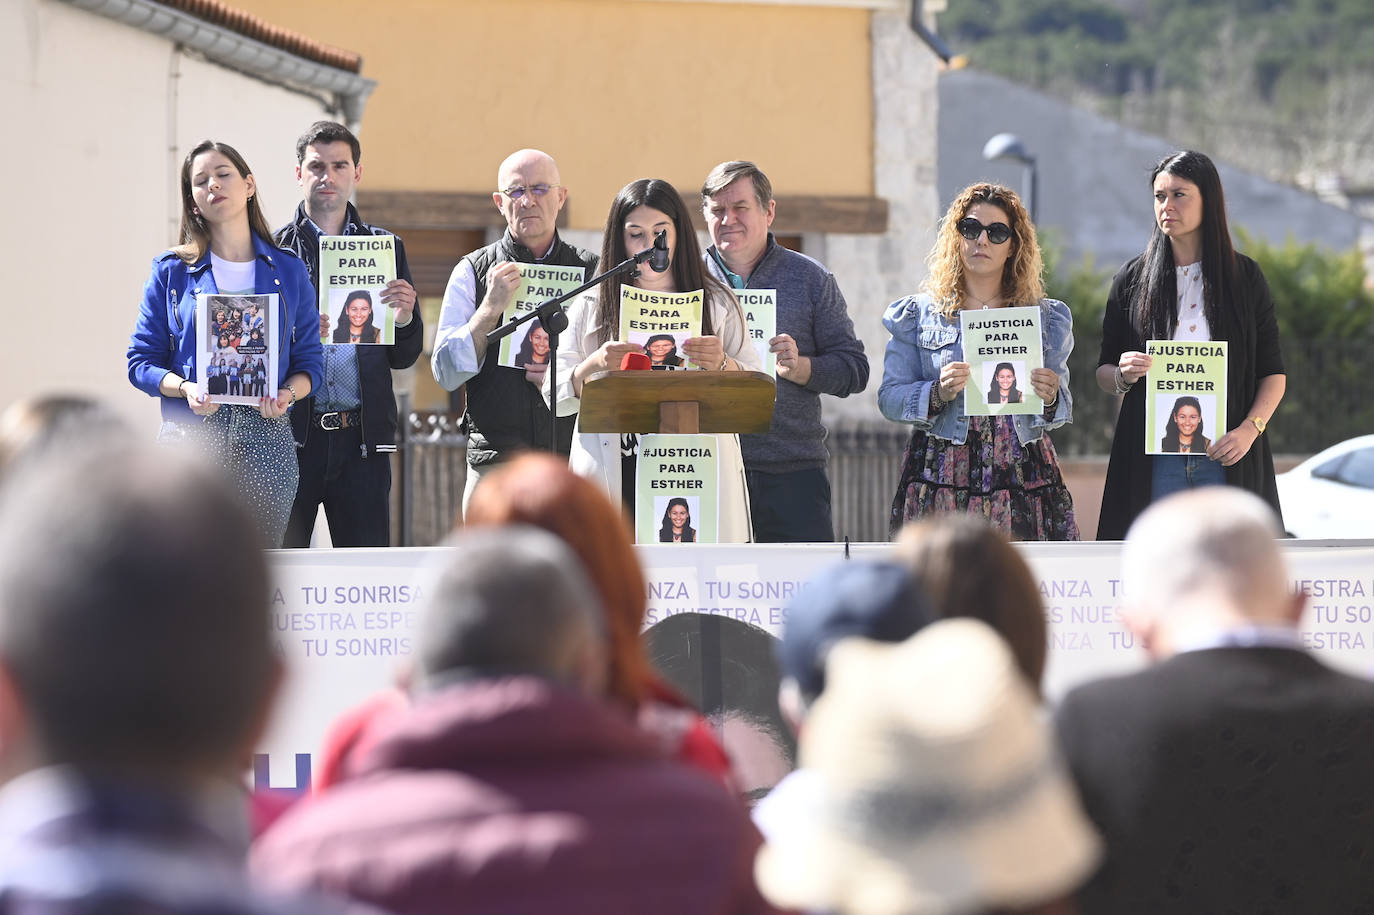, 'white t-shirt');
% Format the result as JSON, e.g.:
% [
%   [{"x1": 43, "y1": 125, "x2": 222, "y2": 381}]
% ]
[{"x1": 211, "y1": 253, "x2": 256, "y2": 295}]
